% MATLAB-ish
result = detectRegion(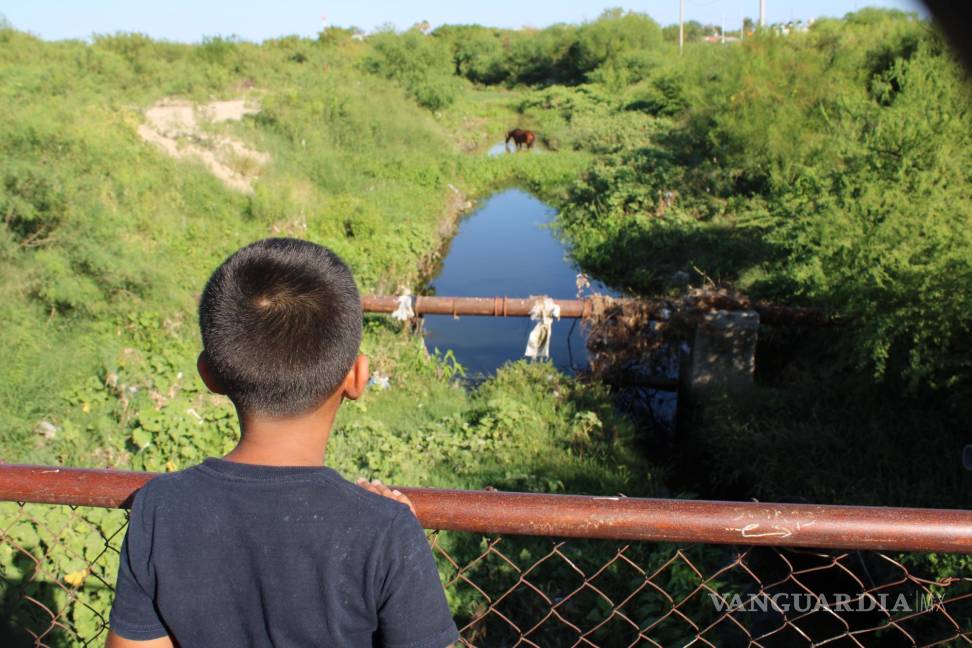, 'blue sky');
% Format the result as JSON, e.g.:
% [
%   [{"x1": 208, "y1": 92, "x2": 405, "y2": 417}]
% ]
[{"x1": 1, "y1": 0, "x2": 927, "y2": 43}]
